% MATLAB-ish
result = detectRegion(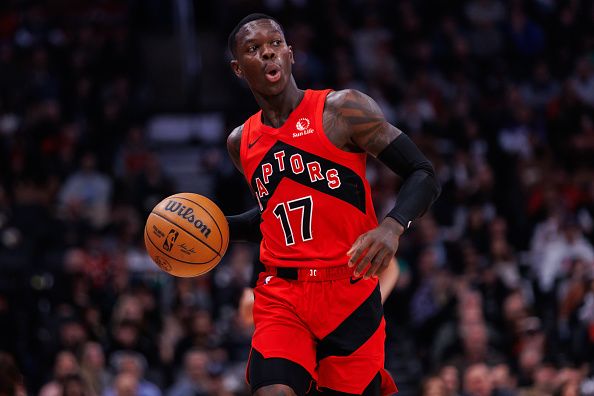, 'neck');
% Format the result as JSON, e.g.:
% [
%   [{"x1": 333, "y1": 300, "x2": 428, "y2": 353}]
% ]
[{"x1": 254, "y1": 77, "x2": 304, "y2": 128}]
